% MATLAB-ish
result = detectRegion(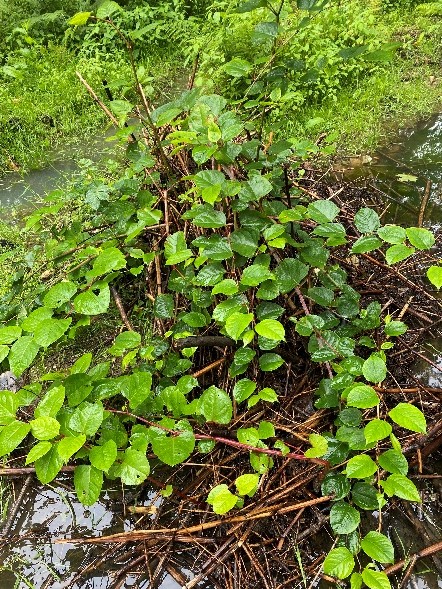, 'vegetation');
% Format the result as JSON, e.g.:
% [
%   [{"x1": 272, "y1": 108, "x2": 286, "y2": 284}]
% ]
[{"x1": 1, "y1": 0, "x2": 442, "y2": 587}]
